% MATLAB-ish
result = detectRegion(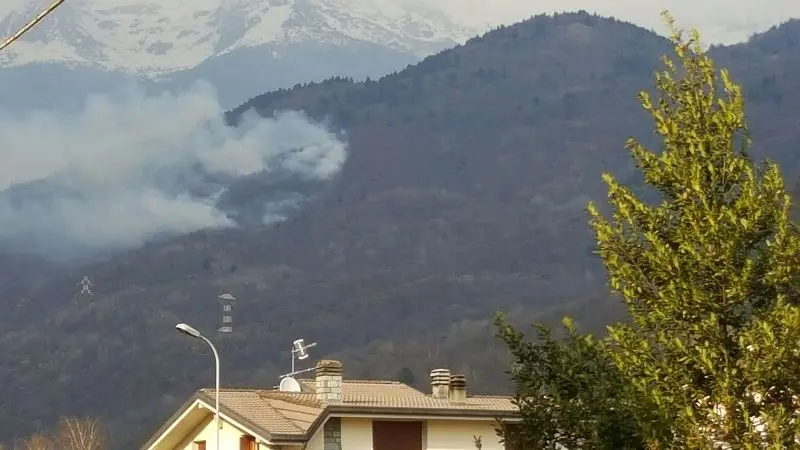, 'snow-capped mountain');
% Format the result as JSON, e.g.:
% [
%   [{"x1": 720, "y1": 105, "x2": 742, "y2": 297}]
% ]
[
  {"x1": 0, "y1": 0, "x2": 475, "y2": 74},
  {"x1": 0, "y1": 0, "x2": 481, "y2": 262}
]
